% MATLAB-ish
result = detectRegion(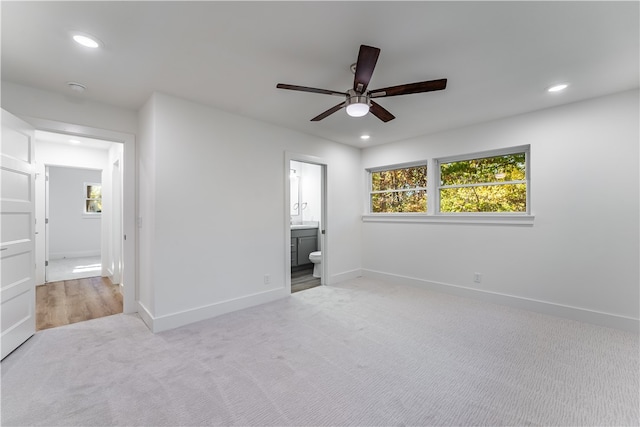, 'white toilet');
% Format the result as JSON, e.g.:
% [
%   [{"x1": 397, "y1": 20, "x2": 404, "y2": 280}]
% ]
[{"x1": 309, "y1": 251, "x2": 322, "y2": 278}]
